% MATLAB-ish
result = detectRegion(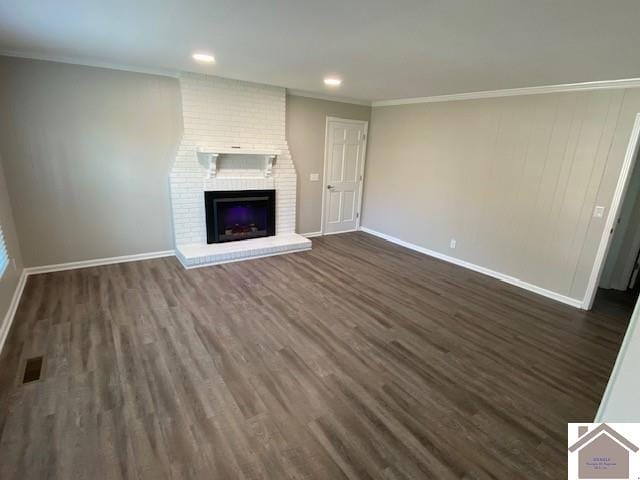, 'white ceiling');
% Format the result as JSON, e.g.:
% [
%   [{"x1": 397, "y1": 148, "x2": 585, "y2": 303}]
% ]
[{"x1": 1, "y1": 0, "x2": 640, "y2": 102}]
